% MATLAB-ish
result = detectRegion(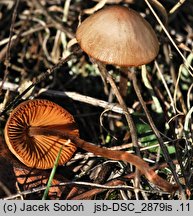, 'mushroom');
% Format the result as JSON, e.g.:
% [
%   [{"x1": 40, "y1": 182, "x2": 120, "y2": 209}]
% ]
[
  {"x1": 76, "y1": 5, "x2": 158, "y2": 149},
  {"x1": 76, "y1": 5, "x2": 180, "y2": 187},
  {"x1": 76, "y1": 6, "x2": 159, "y2": 67},
  {"x1": 77, "y1": 5, "x2": 159, "y2": 96},
  {"x1": 4, "y1": 99, "x2": 178, "y2": 192},
  {"x1": 4, "y1": 99, "x2": 79, "y2": 169},
  {"x1": 76, "y1": 5, "x2": 158, "y2": 146}
]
